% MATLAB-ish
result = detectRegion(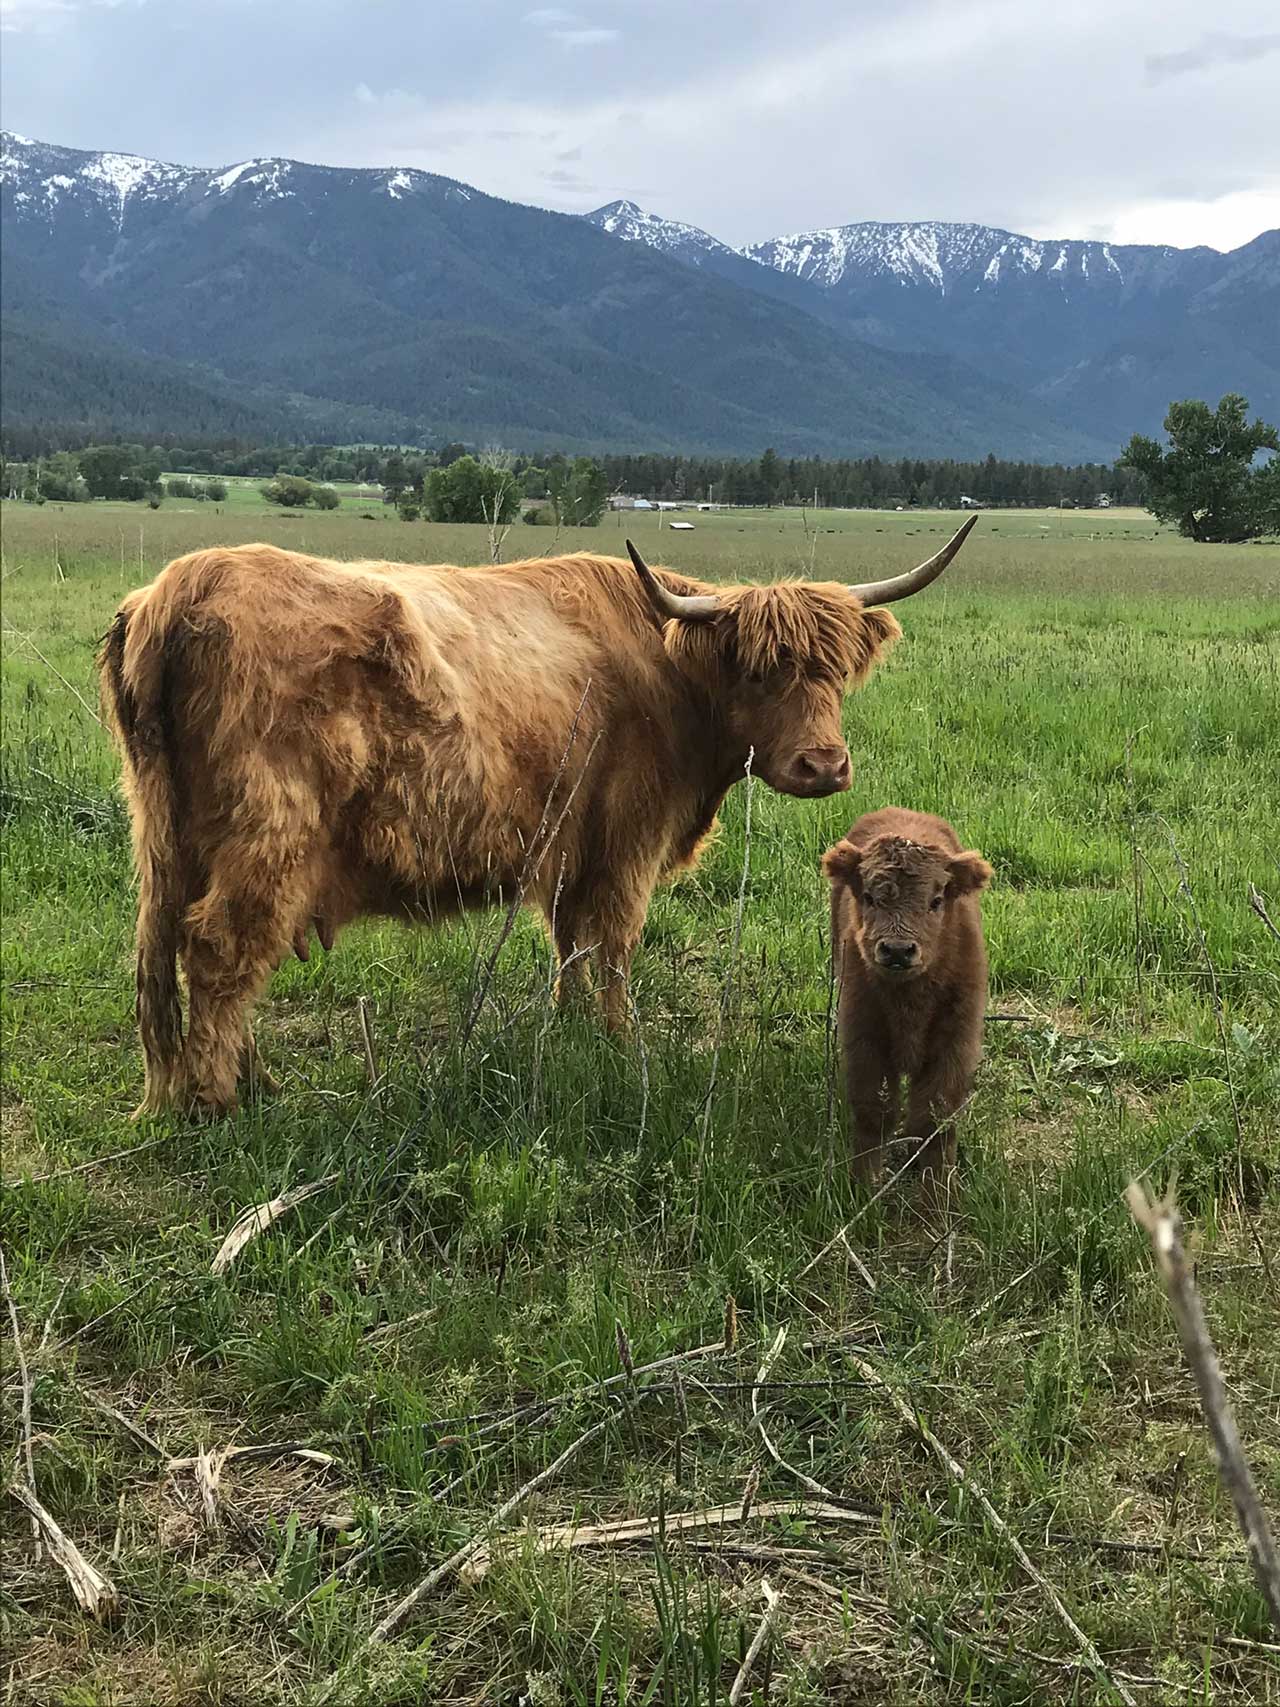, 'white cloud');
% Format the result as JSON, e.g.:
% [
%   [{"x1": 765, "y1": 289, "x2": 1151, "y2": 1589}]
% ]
[
  {"x1": 1092, "y1": 186, "x2": 1280, "y2": 252},
  {"x1": 551, "y1": 26, "x2": 617, "y2": 45},
  {"x1": 1145, "y1": 29, "x2": 1280, "y2": 82},
  {"x1": 523, "y1": 6, "x2": 577, "y2": 22}
]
